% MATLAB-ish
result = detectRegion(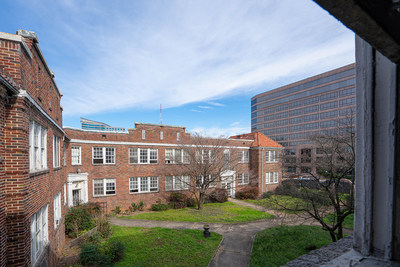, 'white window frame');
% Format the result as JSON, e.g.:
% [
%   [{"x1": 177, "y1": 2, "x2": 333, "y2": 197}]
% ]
[
  {"x1": 266, "y1": 150, "x2": 279, "y2": 163},
  {"x1": 238, "y1": 173, "x2": 249, "y2": 185},
  {"x1": 165, "y1": 176, "x2": 190, "y2": 191},
  {"x1": 71, "y1": 146, "x2": 81, "y2": 165},
  {"x1": 177, "y1": 132, "x2": 180, "y2": 141},
  {"x1": 129, "y1": 148, "x2": 158, "y2": 164},
  {"x1": 196, "y1": 175, "x2": 217, "y2": 188},
  {"x1": 92, "y1": 147, "x2": 115, "y2": 164},
  {"x1": 30, "y1": 204, "x2": 48, "y2": 266},
  {"x1": 165, "y1": 149, "x2": 189, "y2": 164},
  {"x1": 160, "y1": 131, "x2": 164, "y2": 140},
  {"x1": 238, "y1": 150, "x2": 249, "y2": 163},
  {"x1": 53, "y1": 192, "x2": 61, "y2": 229},
  {"x1": 53, "y1": 135, "x2": 61, "y2": 168},
  {"x1": 129, "y1": 177, "x2": 158, "y2": 193},
  {"x1": 63, "y1": 183, "x2": 67, "y2": 205},
  {"x1": 93, "y1": 178, "x2": 116, "y2": 197},
  {"x1": 266, "y1": 172, "x2": 279, "y2": 184},
  {"x1": 29, "y1": 121, "x2": 47, "y2": 172},
  {"x1": 142, "y1": 130, "x2": 146, "y2": 139}
]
